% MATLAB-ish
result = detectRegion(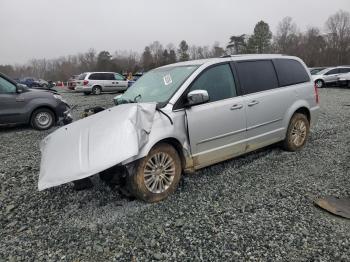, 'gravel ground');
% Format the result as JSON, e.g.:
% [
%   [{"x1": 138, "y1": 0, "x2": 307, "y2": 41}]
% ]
[{"x1": 1, "y1": 88, "x2": 350, "y2": 261}]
